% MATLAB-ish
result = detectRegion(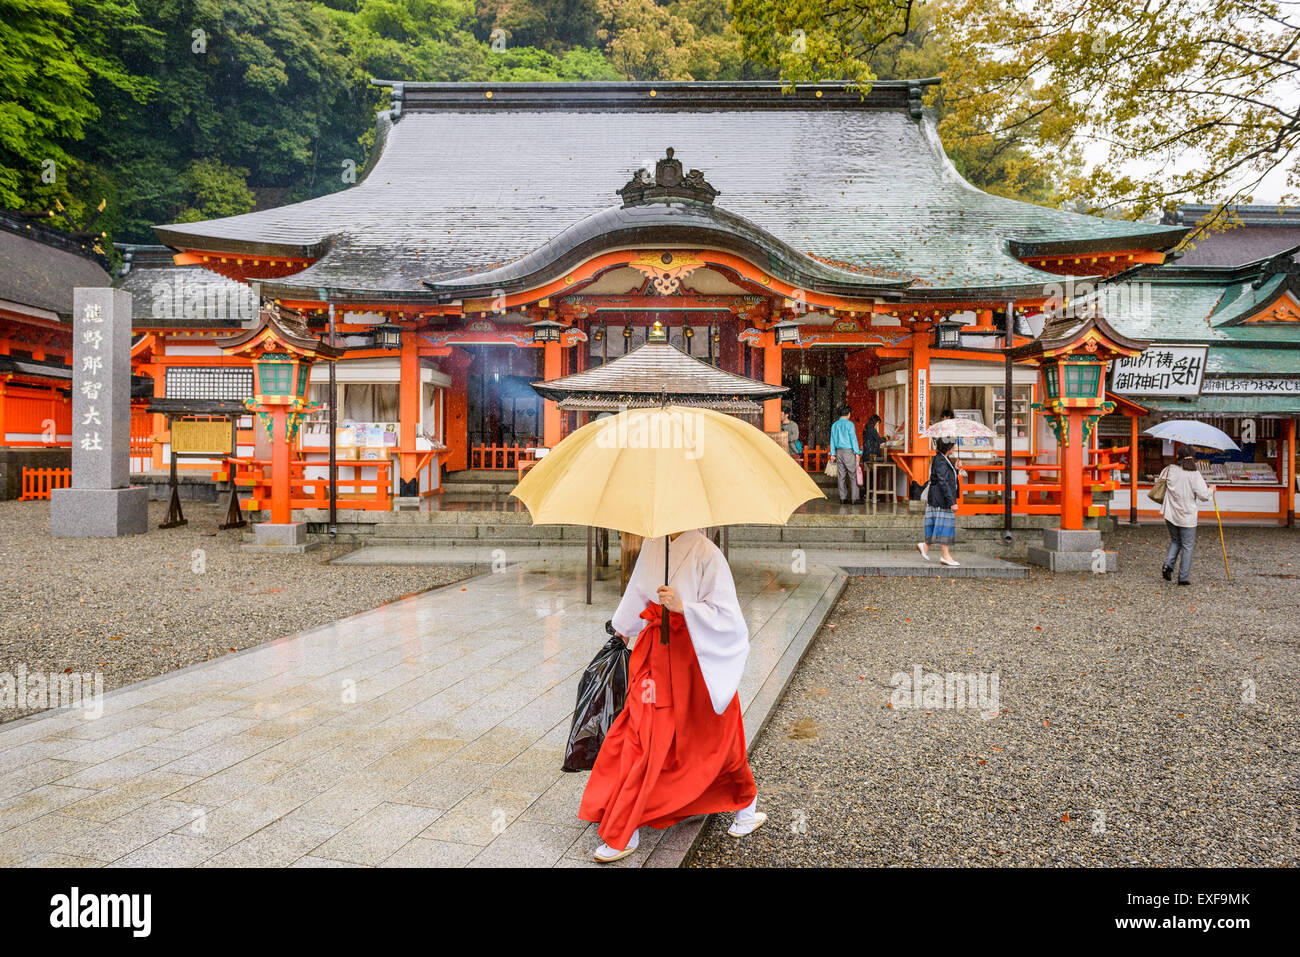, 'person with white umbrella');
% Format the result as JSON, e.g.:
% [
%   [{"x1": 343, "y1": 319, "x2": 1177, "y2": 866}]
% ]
[
  {"x1": 916, "y1": 417, "x2": 986, "y2": 568},
  {"x1": 1145, "y1": 420, "x2": 1236, "y2": 585},
  {"x1": 1155, "y1": 449, "x2": 1217, "y2": 585}
]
